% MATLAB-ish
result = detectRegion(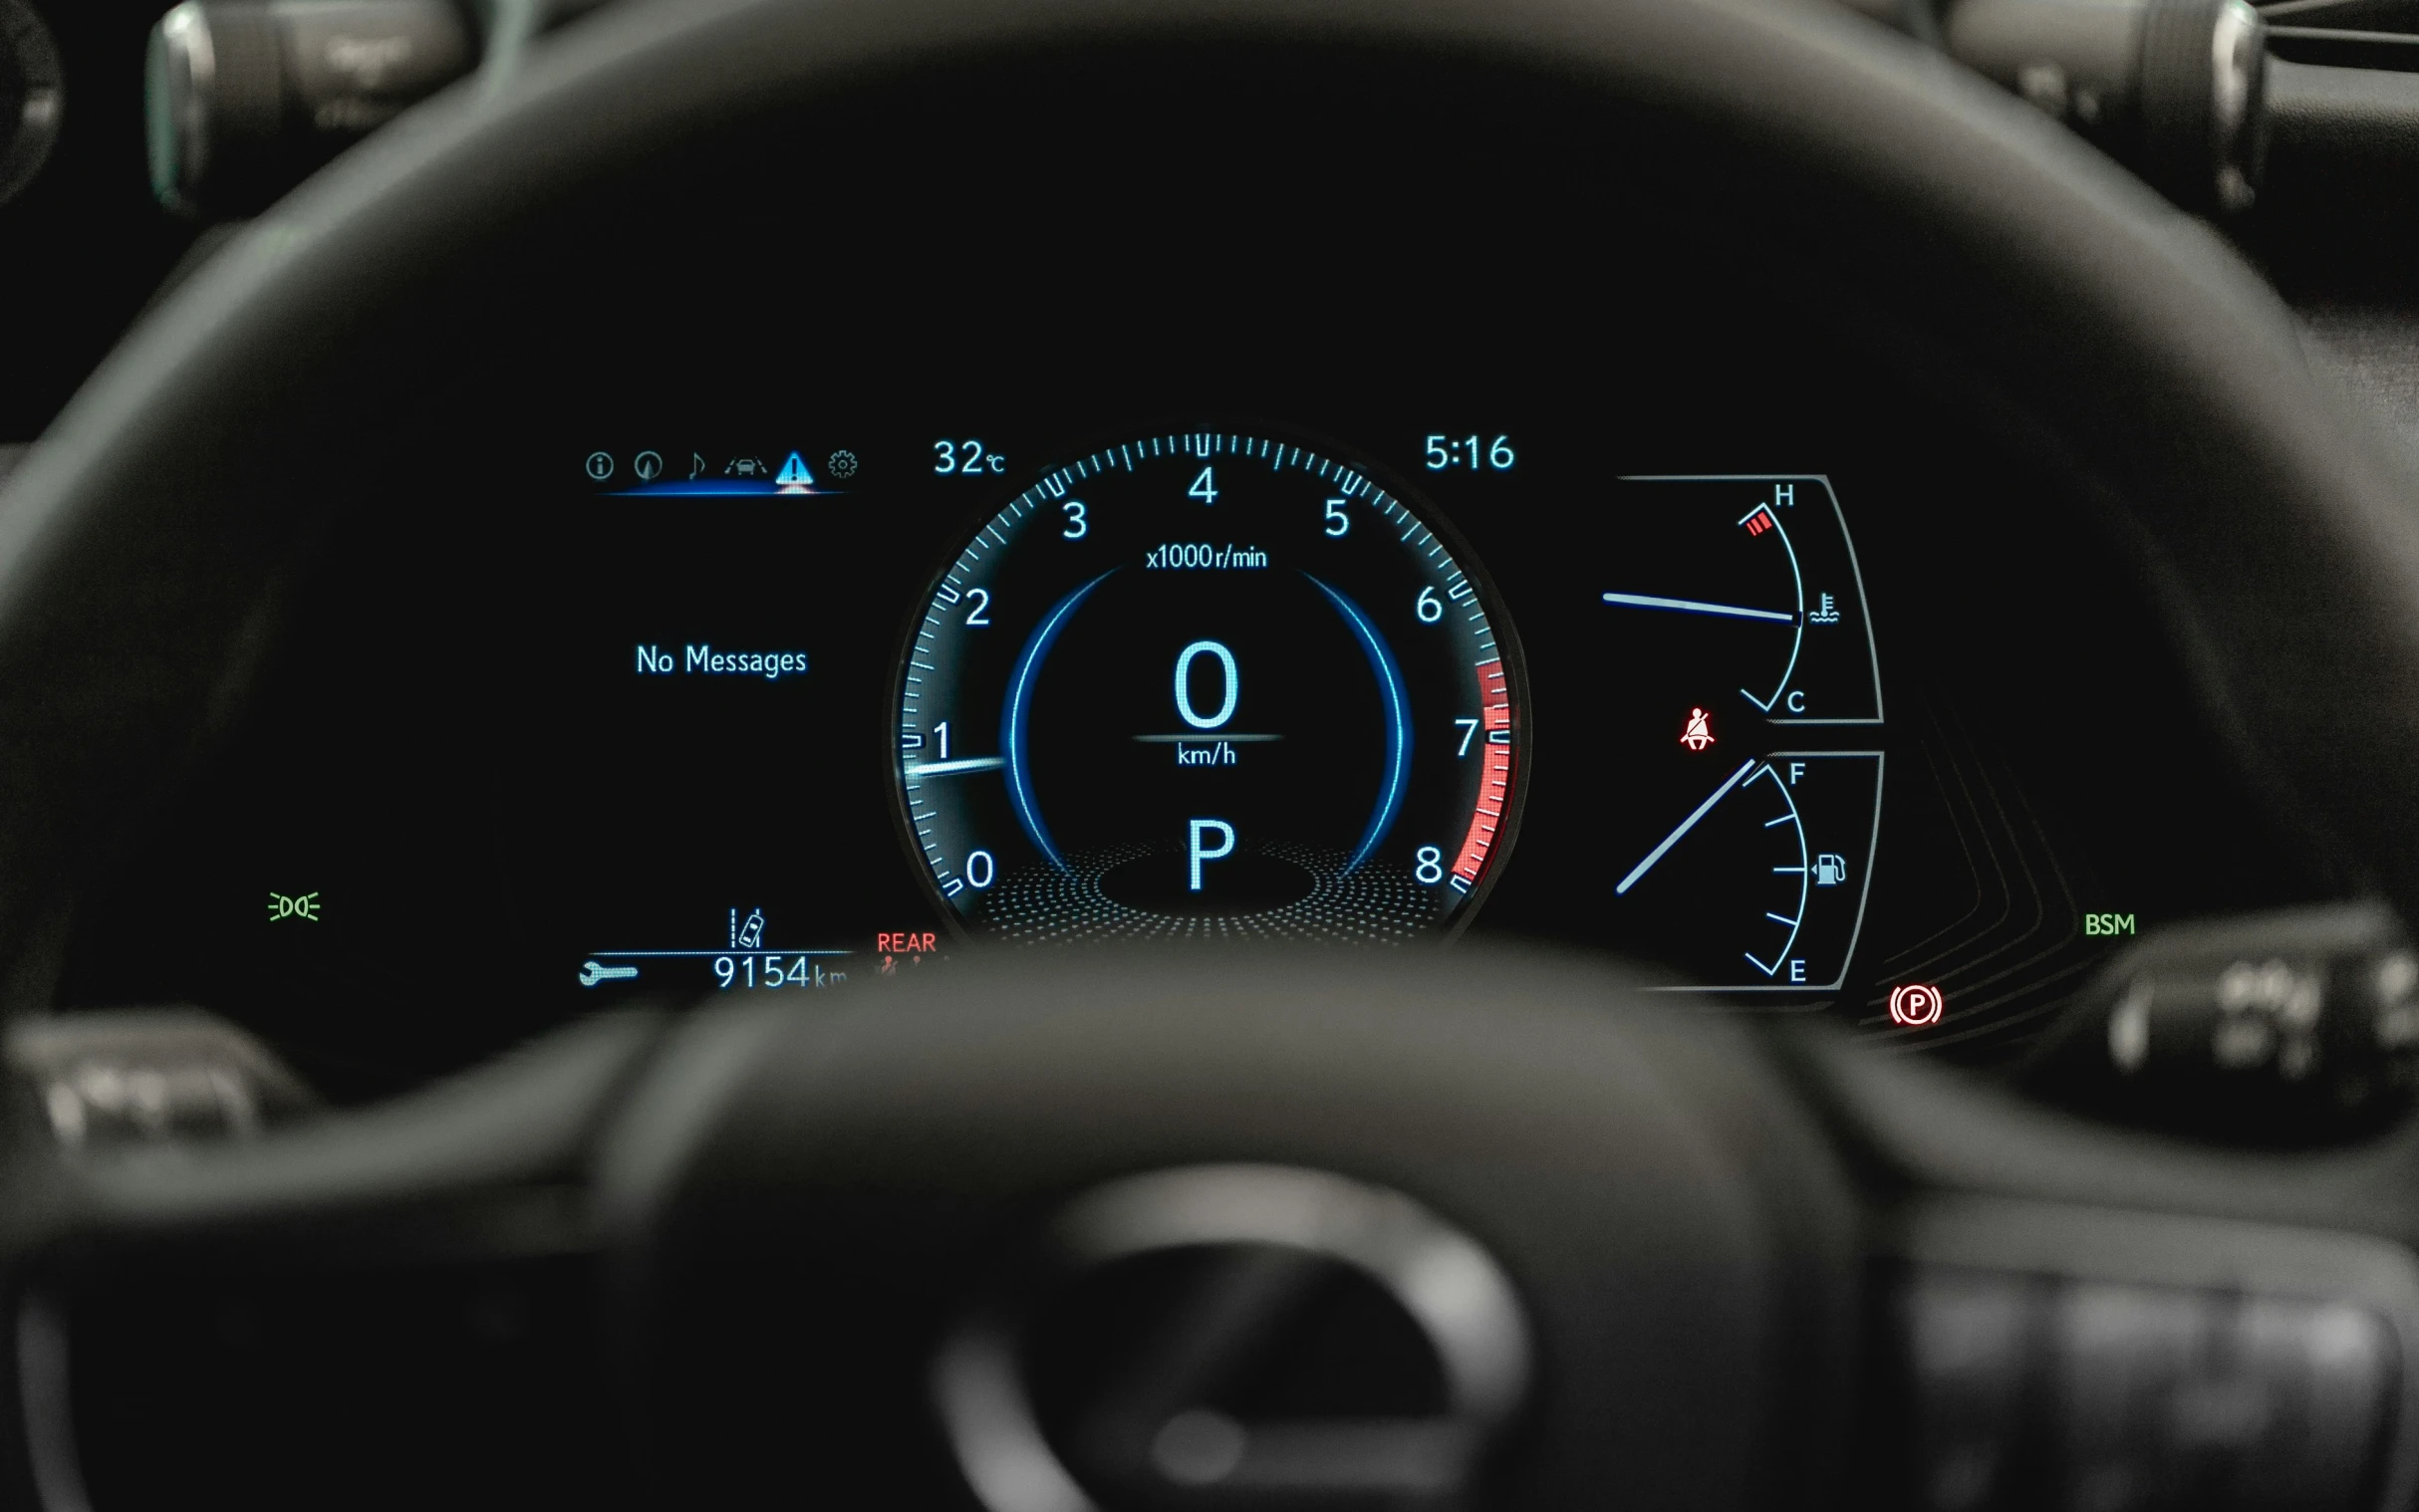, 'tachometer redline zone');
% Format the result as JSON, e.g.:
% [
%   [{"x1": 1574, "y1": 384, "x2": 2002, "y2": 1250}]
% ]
[
  {"x1": 895, "y1": 430, "x2": 1527, "y2": 943},
  {"x1": 1451, "y1": 657, "x2": 1513, "y2": 888}
]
